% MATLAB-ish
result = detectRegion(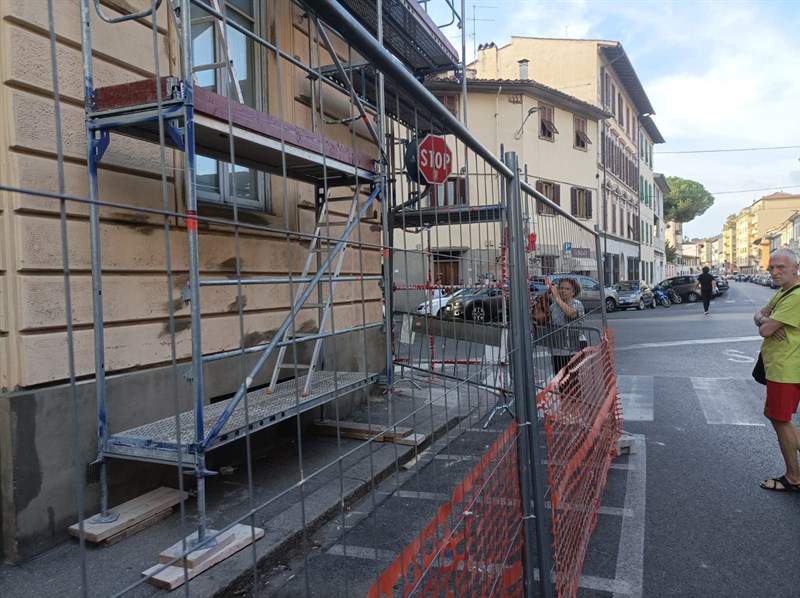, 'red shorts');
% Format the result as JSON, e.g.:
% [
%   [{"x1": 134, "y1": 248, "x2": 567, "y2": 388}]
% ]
[{"x1": 765, "y1": 381, "x2": 800, "y2": 422}]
